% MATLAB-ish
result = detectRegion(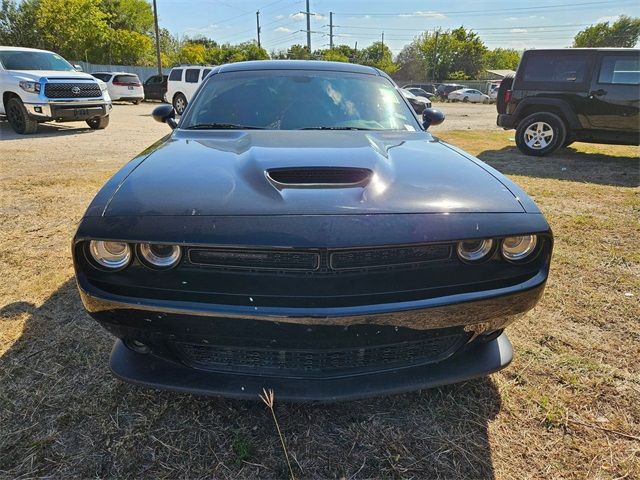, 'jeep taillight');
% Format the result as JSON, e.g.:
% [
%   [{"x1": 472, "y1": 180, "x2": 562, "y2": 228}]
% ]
[{"x1": 504, "y1": 89, "x2": 512, "y2": 104}]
